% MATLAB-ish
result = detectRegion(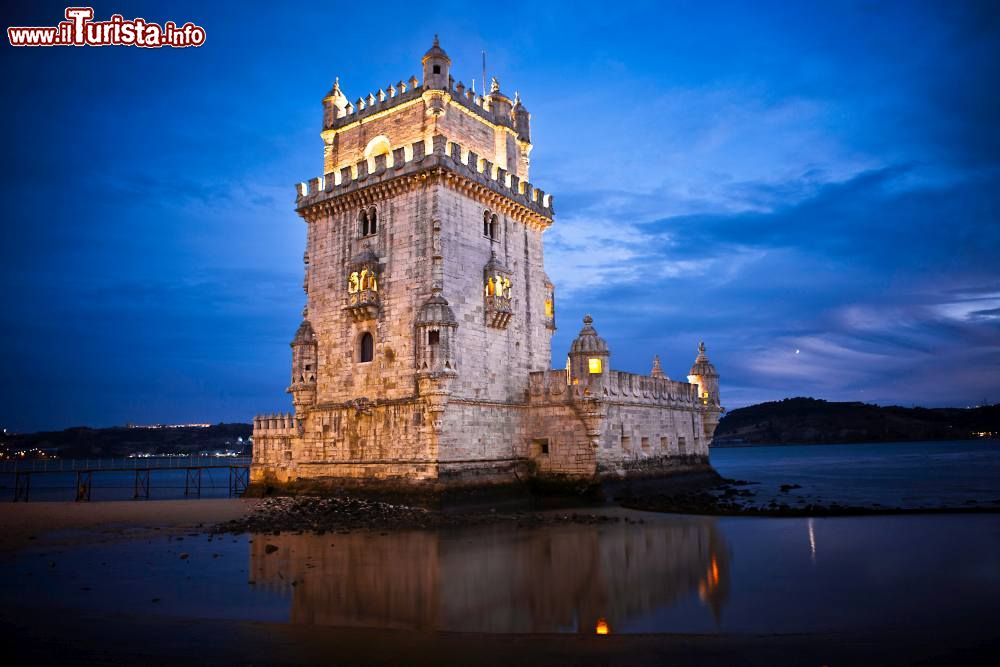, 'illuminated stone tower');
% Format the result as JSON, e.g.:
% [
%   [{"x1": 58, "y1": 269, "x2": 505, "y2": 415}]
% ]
[{"x1": 252, "y1": 39, "x2": 721, "y2": 492}]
